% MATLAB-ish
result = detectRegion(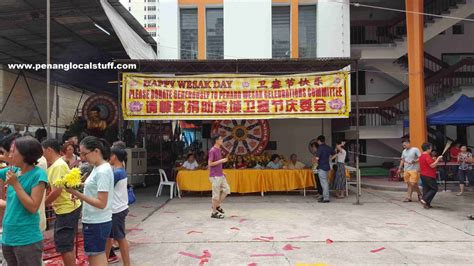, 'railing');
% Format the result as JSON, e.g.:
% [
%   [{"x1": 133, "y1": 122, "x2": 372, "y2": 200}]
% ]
[
  {"x1": 395, "y1": 52, "x2": 450, "y2": 77},
  {"x1": 337, "y1": 58, "x2": 474, "y2": 129},
  {"x1": 350, "y1": 0, "x2": 465, "y2": 45}
]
